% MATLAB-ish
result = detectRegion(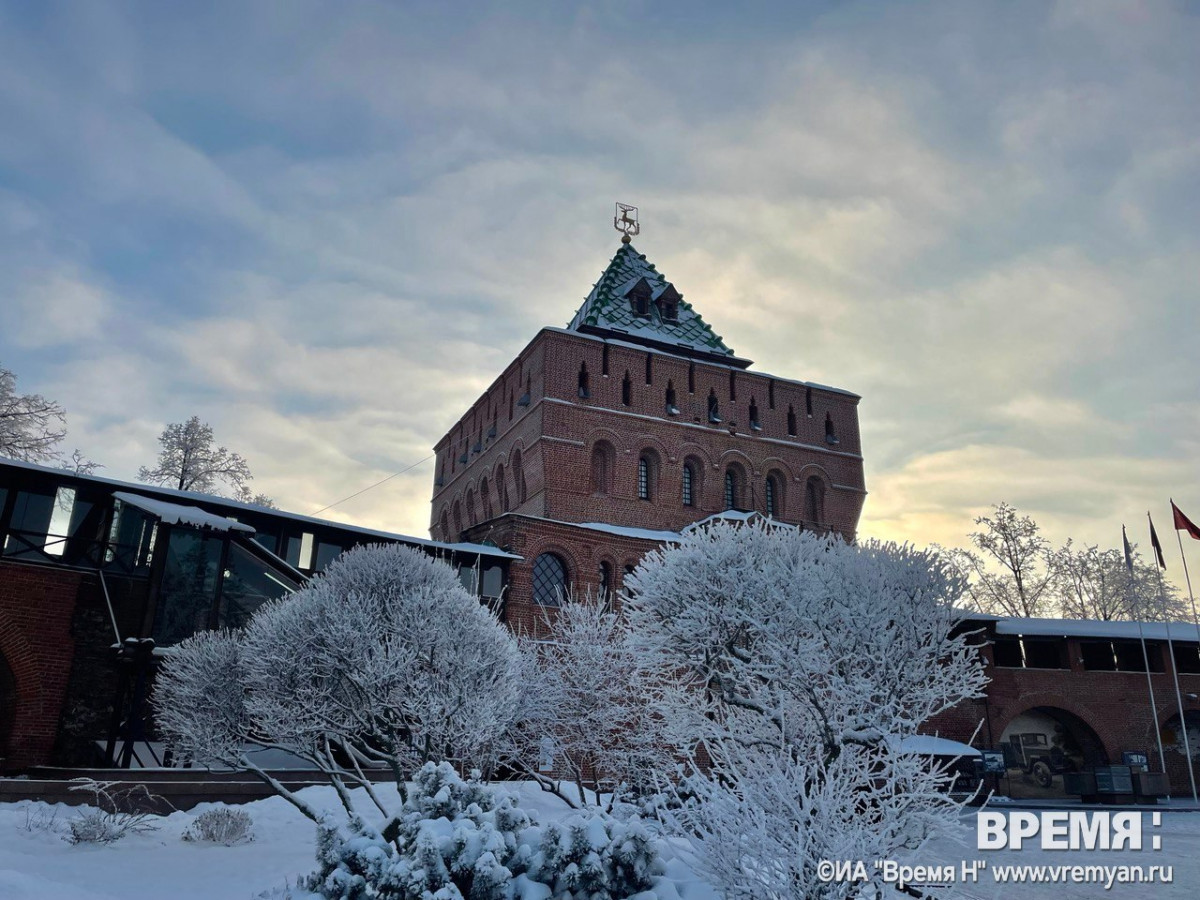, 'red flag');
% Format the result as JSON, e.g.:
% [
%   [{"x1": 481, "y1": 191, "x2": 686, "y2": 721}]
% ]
[
  {"x1": 1172, "y1": 499, "x2": 1200, "y2": 541},
  {"x1": 1148, "y1": 513, "x2": 1166, "y2": 569}
]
